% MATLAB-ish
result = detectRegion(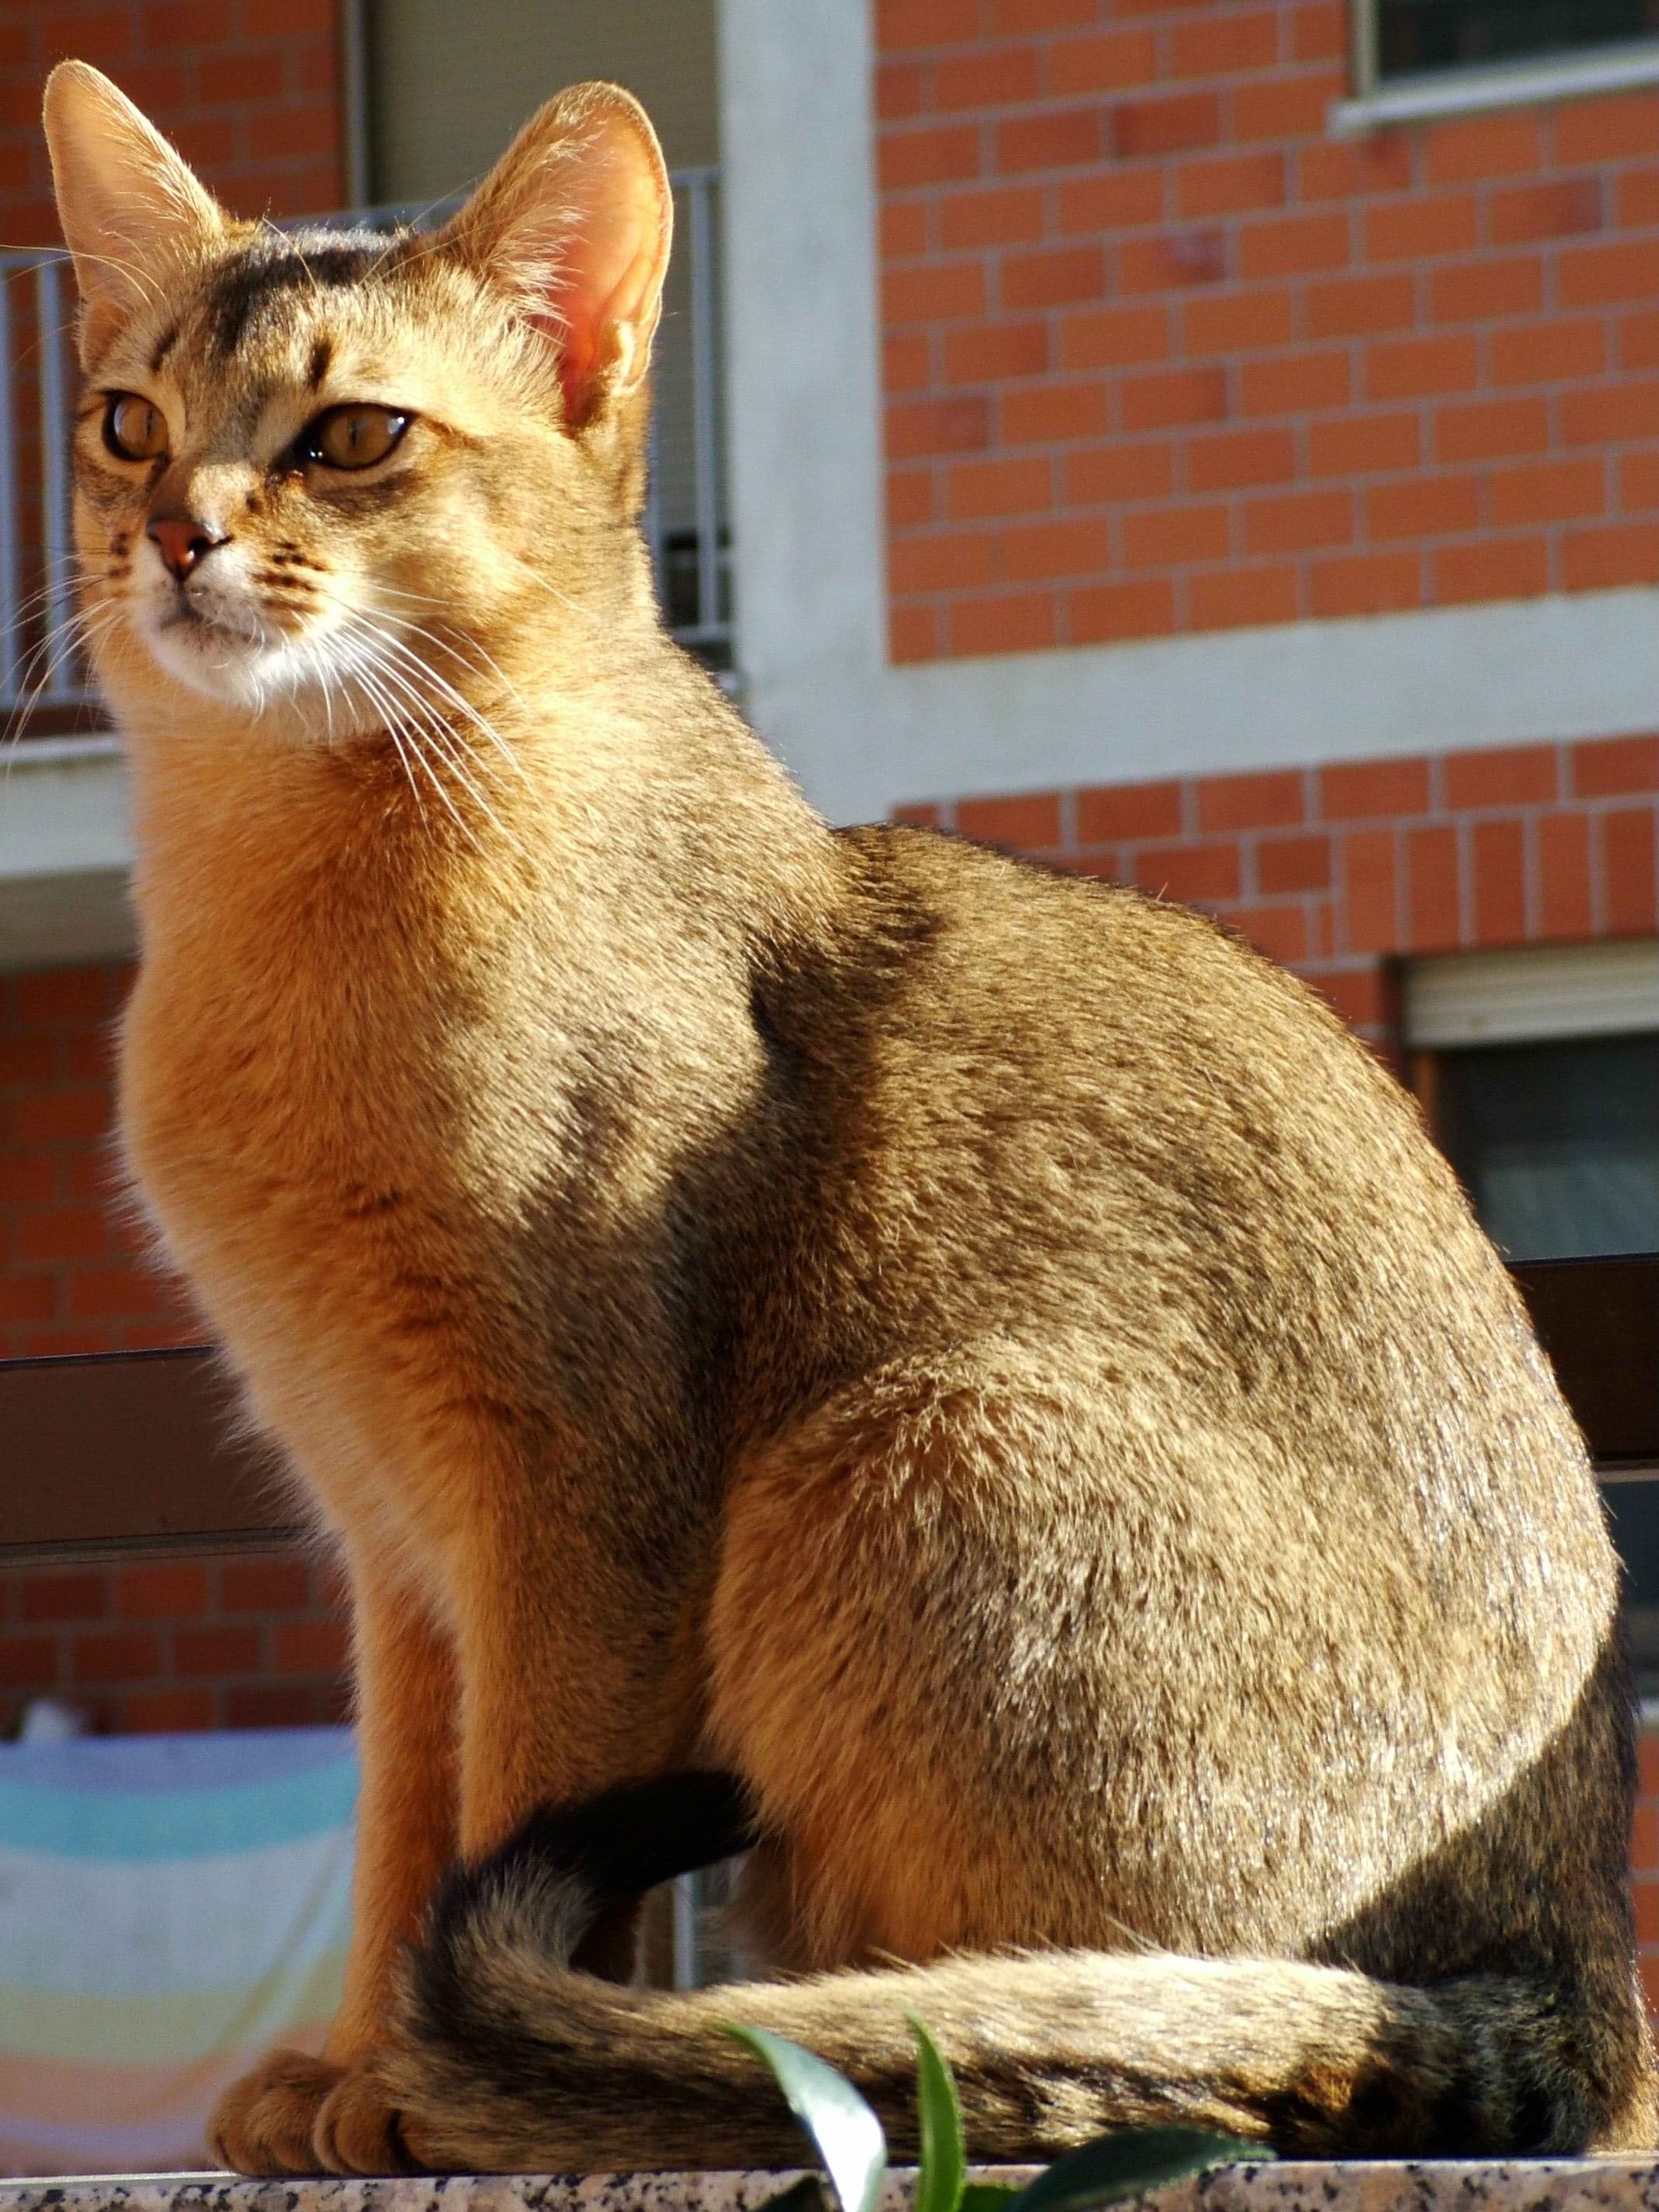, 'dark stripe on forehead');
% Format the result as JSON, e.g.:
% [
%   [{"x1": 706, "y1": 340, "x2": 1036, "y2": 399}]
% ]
[
  {"x1": 203, "y1": 236, "x2": 385, "y2": 356},
  {"x1": 308, "y1": 336, "x2": 333, "y2": 389},
  {"x1": 149, "y1": 322, "x2": 179, "y2": 374}
]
